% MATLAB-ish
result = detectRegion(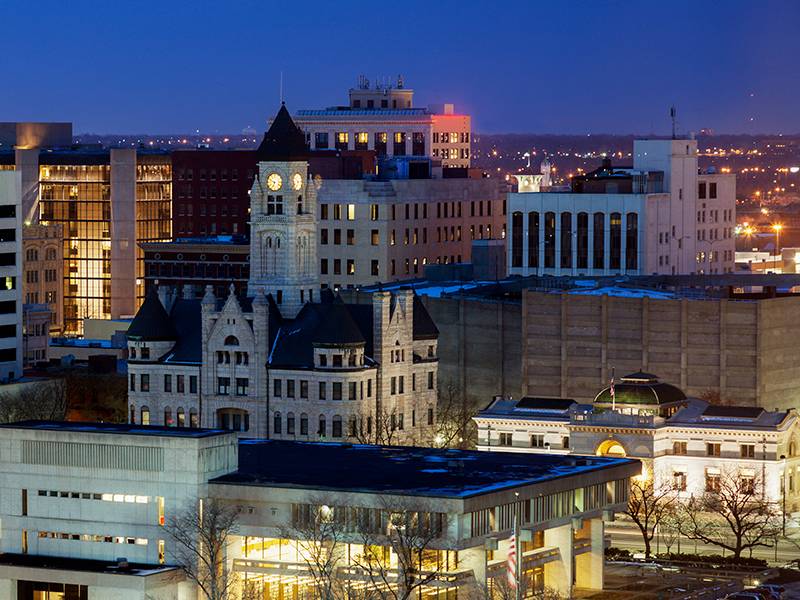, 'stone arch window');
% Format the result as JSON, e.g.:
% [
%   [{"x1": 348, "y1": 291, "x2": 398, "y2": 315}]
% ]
[
  {"x1": 140, "y1": 406, "x2": 150, "y2": 425},
  {"x1": 176, "y1": 407, "x2": 185, "y2": 427},
  {"x1": 332, "y1": 415, "x2": 343, "y2": 438},
  {"x1": 273, "y1": 411, "x2": 282, "y2": 435},
  {"x1": 300, "y1": 413, "x2": 309, "y2": 435},
  {"x1": 189, "y1": 408, "x2": 198, "y2": 428},
  {"x1": 129, "y1": 404, "x2": 136, "y2": 424},
  {"x1": 287, "y1": 412, "x2": 295, "y2": 435},
  {"x1": 164, "y1": 407, "x2": 173, "y2": 427},
  {"x1": 224, "y1": 335, "x2": 239, "y2": 346},
  {"x1": 318, "y1": 414, "x2": 327, "y2": 438},
  {"x1": 790, "y1": 441, "x2": 796, "y2": 458}
]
